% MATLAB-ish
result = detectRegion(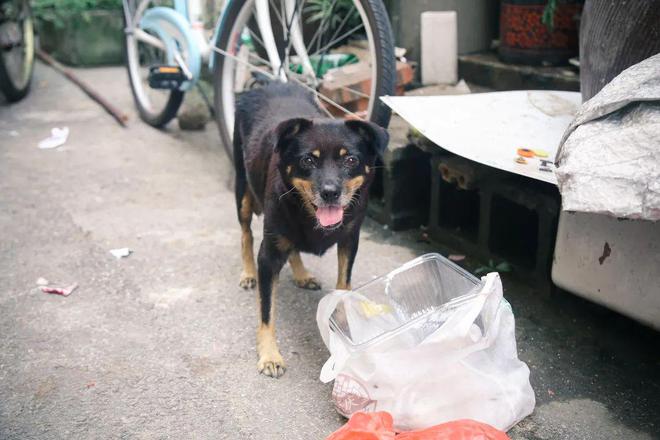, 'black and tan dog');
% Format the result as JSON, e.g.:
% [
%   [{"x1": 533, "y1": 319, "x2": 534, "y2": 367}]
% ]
[{"x1": 233, "y1": 82, "x2": 388, "y2": 378}]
